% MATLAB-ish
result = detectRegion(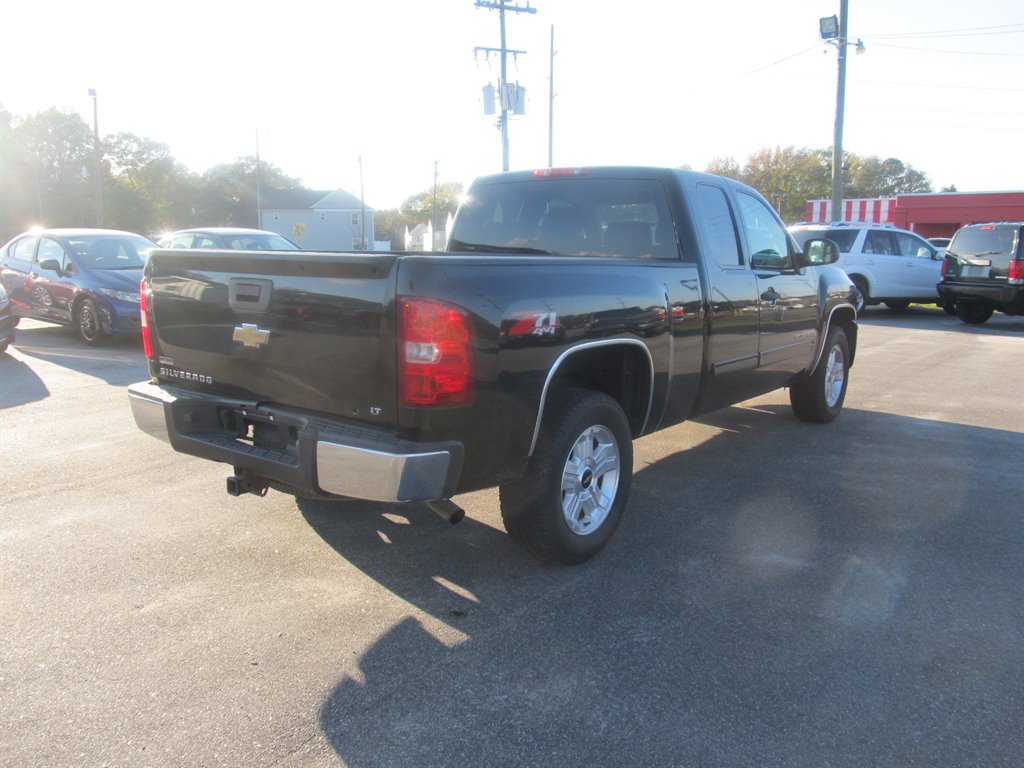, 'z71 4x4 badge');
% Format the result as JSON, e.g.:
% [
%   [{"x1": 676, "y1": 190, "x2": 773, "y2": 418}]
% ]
[{"x1": 505, "y1": 311, "x2": 563, "y2": 339}]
